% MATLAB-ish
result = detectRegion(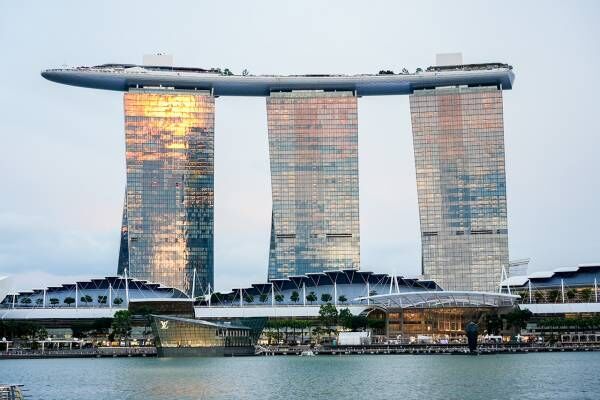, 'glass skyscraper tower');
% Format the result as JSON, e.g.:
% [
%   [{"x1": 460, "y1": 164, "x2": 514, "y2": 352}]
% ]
[
  {"x1": 267, "y1": 91, "x2": 360, "y2": 279},
  {"x1": 117, "y1": 89, "x2": 215, "y2": 297},
  {"x1": 410, "y1": 86, "x2": 509, "y2": 292}
]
